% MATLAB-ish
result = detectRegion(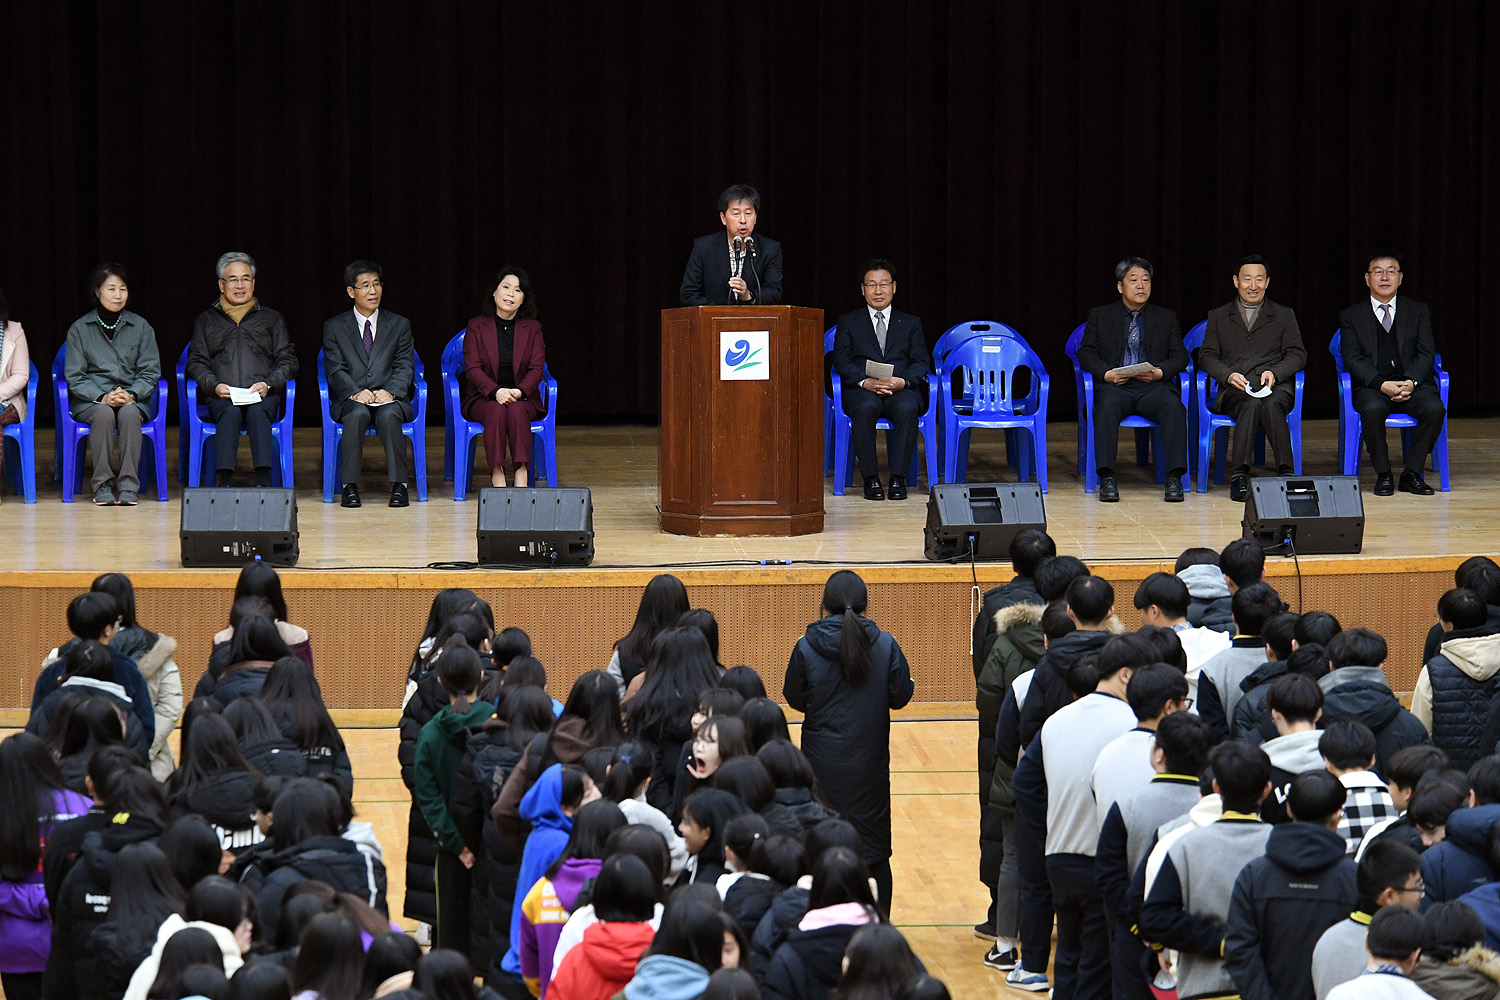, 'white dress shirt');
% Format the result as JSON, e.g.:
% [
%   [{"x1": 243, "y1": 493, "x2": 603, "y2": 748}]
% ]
[{"x1": 354, "y1": 307, "x2": 379, "y2": 343}]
